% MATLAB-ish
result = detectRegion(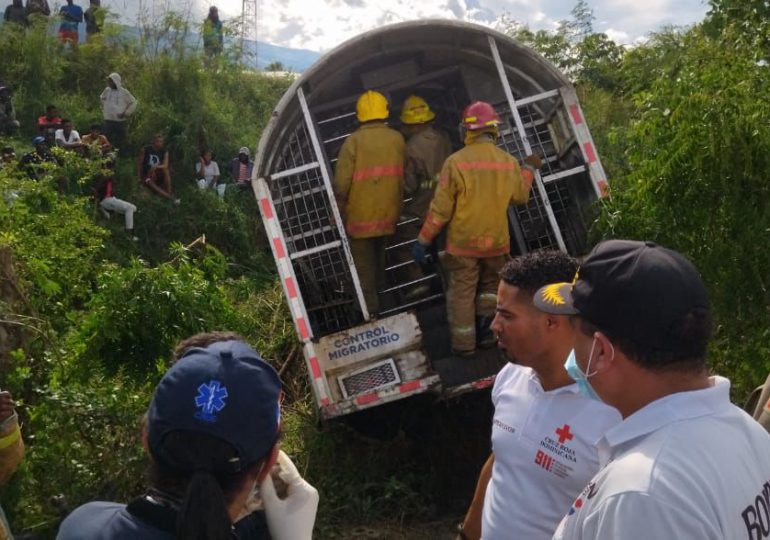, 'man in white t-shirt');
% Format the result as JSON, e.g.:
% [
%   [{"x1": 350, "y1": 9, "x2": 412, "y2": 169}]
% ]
[
  {"x1": 532, "y1": 239, "x2": 770, "y2": 540},
  {"x1": 457, "y1": 251, "x2": 621, "y2": 540},
  {"x1": 54, "y1": 118, "x2": 84, "y2": 153}
]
